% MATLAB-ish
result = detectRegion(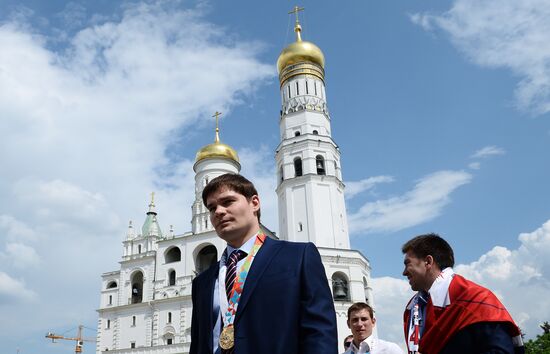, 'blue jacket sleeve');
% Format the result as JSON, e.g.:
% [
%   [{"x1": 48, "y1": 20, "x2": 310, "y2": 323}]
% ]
[{"x1": 299, "y1": 242, "x2": 338, "y2": 354}]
